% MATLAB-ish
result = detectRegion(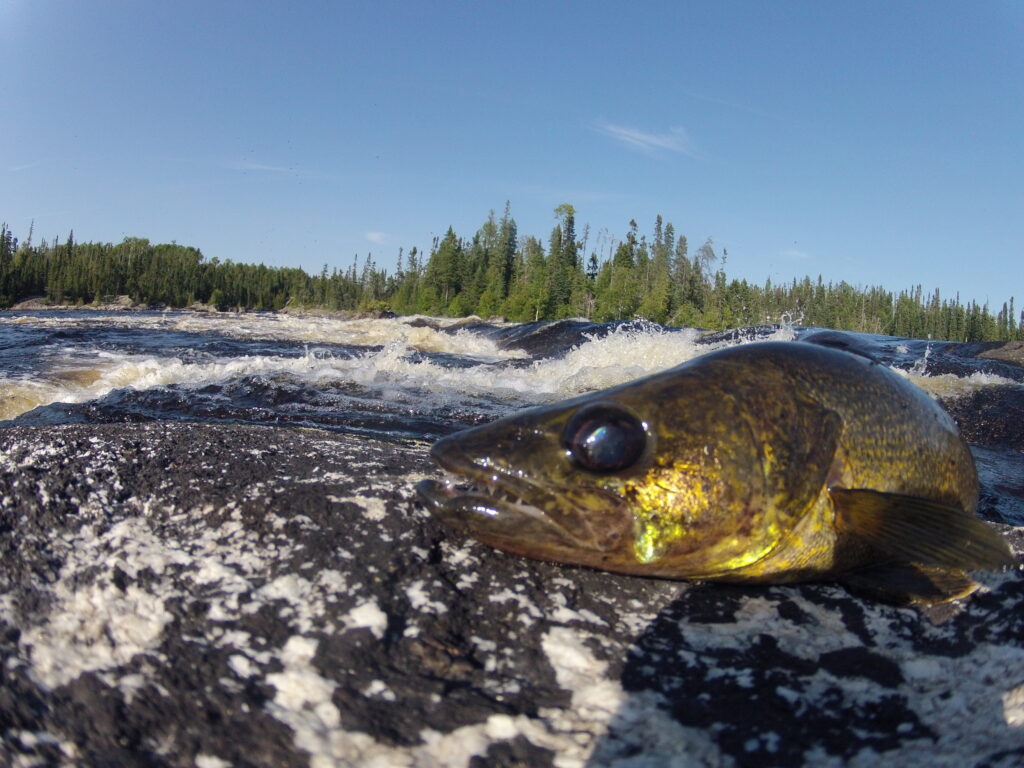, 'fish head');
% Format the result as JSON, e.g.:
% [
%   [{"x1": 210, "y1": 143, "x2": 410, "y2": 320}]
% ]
[{"x1": 417, "y1": 356, "x2": 836, "y2": 578}]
